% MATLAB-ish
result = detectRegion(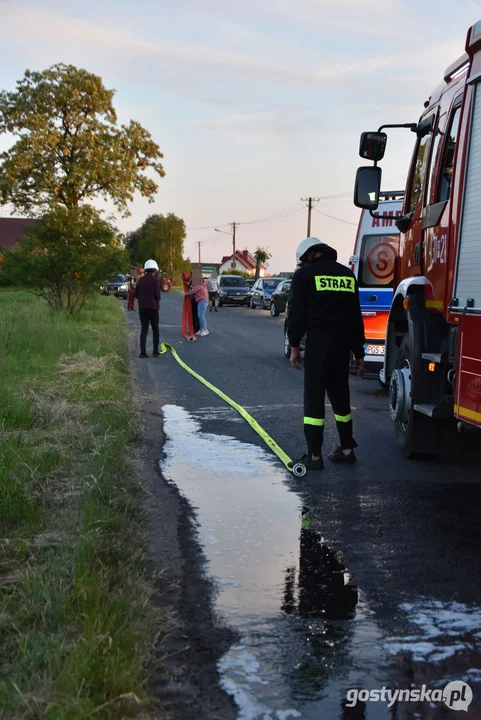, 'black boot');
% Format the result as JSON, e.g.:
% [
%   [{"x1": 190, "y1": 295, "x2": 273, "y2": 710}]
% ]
[
  {"x1": 328, "y1": 447, "x2": 356, "y2": 465},
  {"x1": 294, "y1": 453, "x2": 324, "y2": 471}
]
